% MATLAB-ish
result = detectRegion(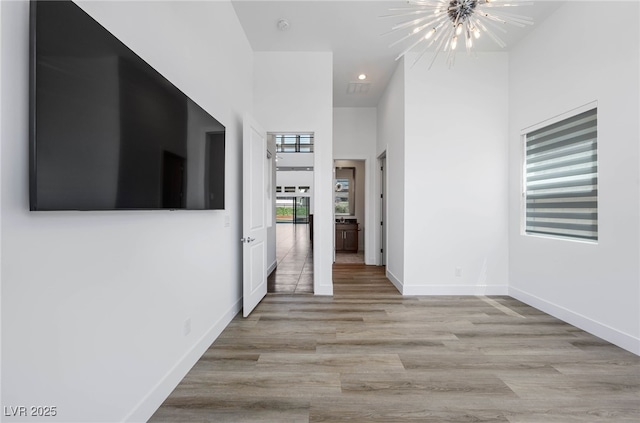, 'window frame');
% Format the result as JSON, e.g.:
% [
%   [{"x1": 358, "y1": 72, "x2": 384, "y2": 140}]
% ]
[
  {"x1": 274, "y1": 133, "x2": 314, "y2": 153},
  {"x1": 335, "y1": 167, "x2": 355, "y2": 216},
  {"x1": 521, "y1": 101, "x2": 598, "y2": 243}
]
